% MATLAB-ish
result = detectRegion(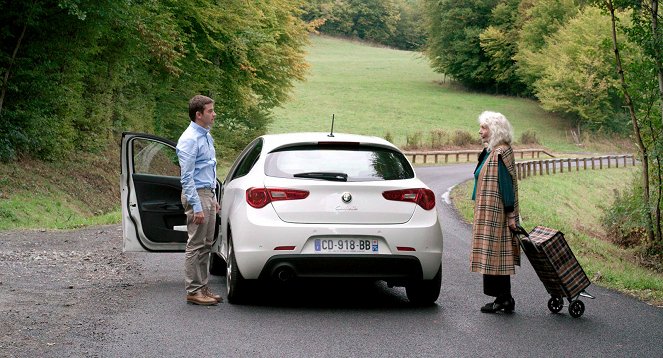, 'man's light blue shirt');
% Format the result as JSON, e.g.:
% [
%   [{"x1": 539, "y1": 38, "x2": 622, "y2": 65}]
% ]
[{"x1": 176, "y1": 121, "x2": 217, "y2": 213}]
